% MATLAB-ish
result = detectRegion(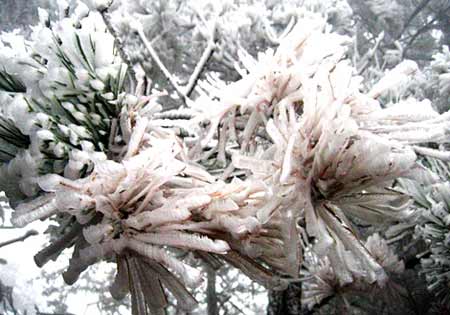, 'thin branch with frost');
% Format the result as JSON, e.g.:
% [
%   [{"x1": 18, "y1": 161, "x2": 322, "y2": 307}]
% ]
[
  {"x1": 413, "y1": 146, "x2": 450, "y2": 161},
  {"x1": 99, "y1": 9, "x2": 137, "y2": 88},
  {"x1": 0, "y1": 229, "x2": 38, "y2": 248},
  {"x1": 357, "y1": 31, "x2": 385, "y2": 75},
  {"x1": 184, "y1": 18, "x2": 218, "y2": 98},
  {"x1": 131, "y1": 21, "x2": 188, "y2": 102}
]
